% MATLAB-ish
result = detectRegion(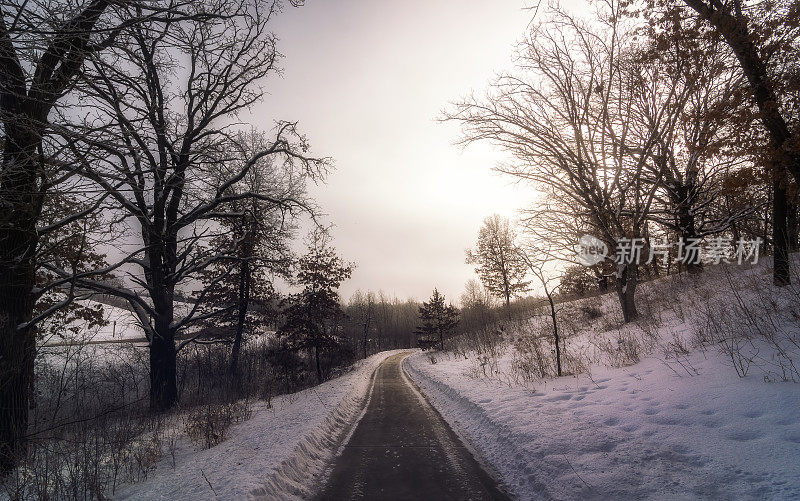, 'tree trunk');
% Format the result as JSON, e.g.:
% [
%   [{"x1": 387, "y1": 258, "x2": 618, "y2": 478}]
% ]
[
  {"x1": 0, "y1": 0, "x2": 112, "y2": 470},
  {"x1": 0, "y1": 138, "x2": 41, "y2": 473},
  {"x1": 314, "y1": 344, "x2": 322, "y2": 383},
  {"x1": 730, "y1": 204, "x2": 741, "y2": 244},
  {"x1": 677, "y1": 190, "x2": 703, "y2": 274},
  {"x1": 774, "y1": 179, "x2": 791, "y2": 286},
  {"x1": 615, "y1": 264, "x2": 639, "y2": 323},
  {"x1": 546, "y1": 291, "x2": 561, "y2": 377},
  {"x1": 763, "y1": 183, "x2": 772, "y2": 255},
  {"x1": 149, "y1": 331, "x2": 178, "y2": 411},
  {"x1": 149, "y1": 294, "x2": 178, "y2": 411},
  {"x1": 788, "y1": 201, "x2": 798, "y2": 252},
  {"x1": 0, "y1": 299, "x2": 35, "y2": 473},
  {"x1": 361, "y1": 302, "x2": 372, "y2": 359},
  {"x1": 228, "y1": 260, "x2": 250, "y2": 378},
  {"x1": 361, "y1": 319, "x2": 369, "y2": 359}
]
